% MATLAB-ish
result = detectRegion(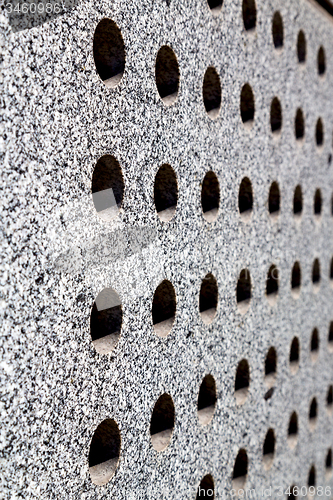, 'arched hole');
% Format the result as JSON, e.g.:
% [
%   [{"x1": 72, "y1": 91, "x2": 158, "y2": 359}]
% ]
[
  {"x1": 308, "y1": 466, "x2": 316, "y2": 491},
  {"x1": 330, "y1": 257, "x2": 333, "y2": 282},
  {"x1": 309, "y1": 397, "x2": 318, "y2": 430},
  {"x1": 268, "y1": 181, "x2": 280, "y2": 216},
  {"x1": 329, "y1": 322, "x2": 333, "y2": 351},
  {"x1": 326, "y1": 385, "x2": 333, "y2": 413},
  {"x1": 263, "y1": 428, "x2": 275, "y2": 470},
  {"x1": 314, "y1": 189, "x2": 322, "y2": 217},
  {"x1": 203, "y1": 67, "x2": 222, "y2": 119},
  {"x1": 201, "y1": 171, "x2": 220, "y2": 222},
  {"x1": 316, "y1": 119, "x2": 324, "y2": 147},
  {"x1": 297, "y1": 30, "x2": 306, "y2": 63},
  {"x1": 89, "y1": 419, "x2": 121, "y2": 486},
  {"x1": 270, "y1": 97, "x2": 282, "y2": 134},
  {"x1": 197, "y1": 375, "x2": 217, "y2": 425},
  {"x1": 90, "y1": 288, "x2": 122, "y2": 354},
  {"x1": 232, "y1": 449, "x2": 248, "y2": 493},
  {"x1": 326, "y1": 449, "x2": 333, "y2": 479},
  {"x1": 93, "y1": 19, "x2": 125, "y2": 88},
  {"x1": 199, "y1": 273, "x2": 218, "y2": 324},
  {"x1": 92, "y1": 155, "x2": 124, "y2": 221},
  {"x1": 207, "y1": 0, "x2": 222, "y2": 14},
  {"x1": 331, "y1": 194, "x2": 333, "y2": 216},
  {"x1": 238, "y1": 177, "x2": 253, "y2": 221},
  {"x1": 155, "y1": 46, "x2": 180, "y2": 106},
  {"x1": 196, "y1": 474, "x2": 215, "y2": 499},
  {"x1": 240, "y1": 84, "x2": 255, "y2": 126},
  {"x1": 150, "y1": 393, "x2": 175, "y2": 451},
  {"x1": 318, "y1": 46, "x2": 326, "y2": 76},
  {"x1": 235, "y1": 359, "x2": 250, "y2": 405},
  {"x1": 272, "y1": 12, "x2": 283, "y2": 49},
  {"x1": 289, "y1": 337, "x2": 300, "y2": 374},
  {"x1": 236, "y1": 269, "x2": 251, "y2": 314},
  {"x1": 293, "y1": 185, "x2": 303, "y2": 216},
  {"x1": 289, "y1": 486, "x2": 297, "y2": 500},
  {"x1": 265, "y1": 347, "x2": 277, "y2": 388},
  {"x1": 288, "y1": 412, "x2": 298, "y2": 449},
  {"x1": 266, "y1": 265, "x2": 279, "y2": 305},
  {"x1": 242, "y1": 0, "x2": 256, "y2": 31},
  {"x1": 152, "y1": 280, "x2": 176, "y2": 338},
  {"x1": 312, "y1": 259, "x2": 320, "y2": 291},
  {"x1": 295, "y1": 109, "x2": 305, "y2": 141},
  {"x1": 310, "y1": 327, "x2": 319, "y2": 362},
  {"x1": 154, "y1": 164, "x2": 178, "y2": 222},
  {"x1": 291, "y1": 262, "x2": 301, "y2": 298}
]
